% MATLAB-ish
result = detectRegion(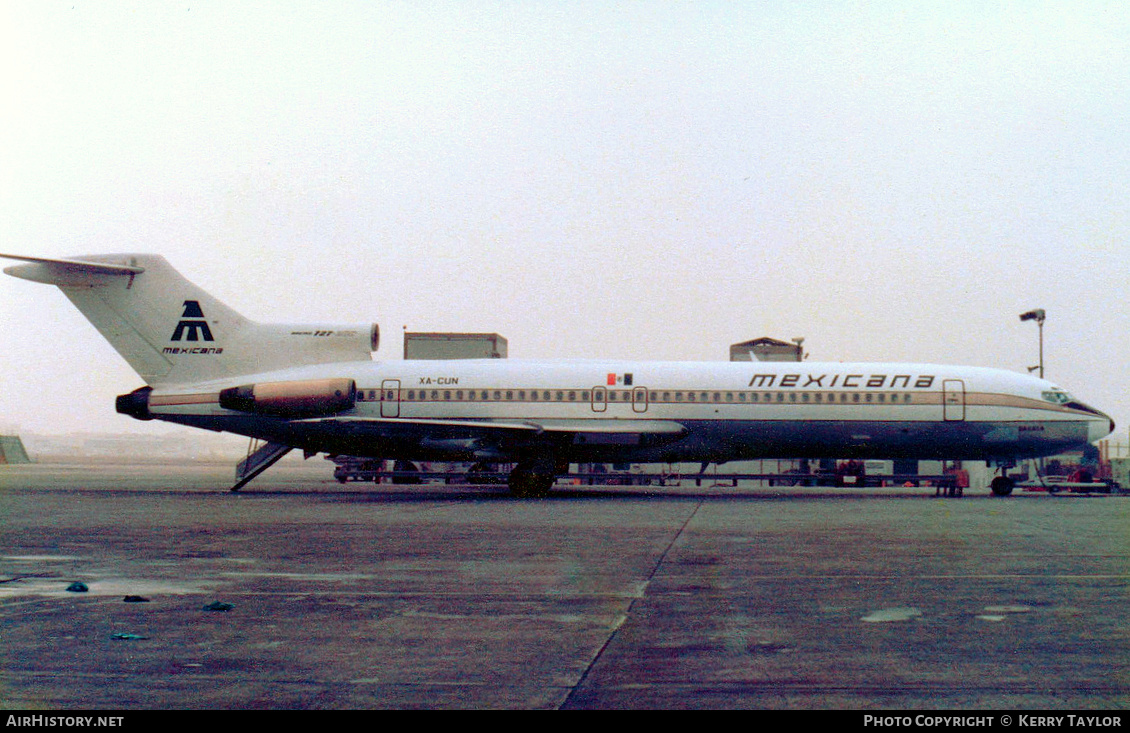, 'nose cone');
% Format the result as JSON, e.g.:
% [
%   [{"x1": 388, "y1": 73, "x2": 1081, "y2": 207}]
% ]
[
  {"x1": 1089, "y1": 412, "x2": 1116, "y2": 444},
  {"x1": 1064, "y1": 396, "x2": 1116, "y2": 444}
]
